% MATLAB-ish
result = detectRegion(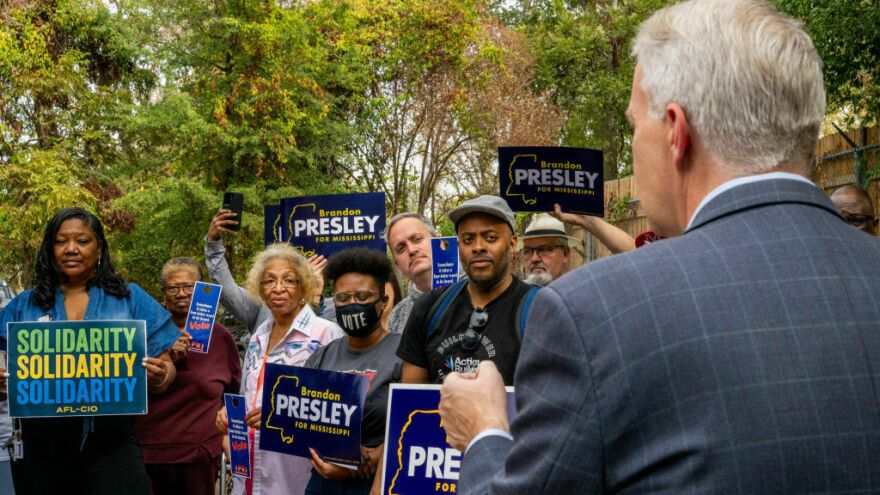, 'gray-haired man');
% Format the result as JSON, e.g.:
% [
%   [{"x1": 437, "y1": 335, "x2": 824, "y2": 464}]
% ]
[{"x1": 383, "y1": 212, "x2": 439, "y2": 333}]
